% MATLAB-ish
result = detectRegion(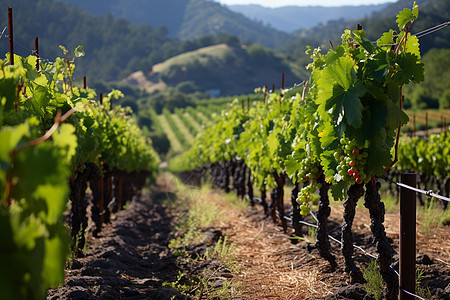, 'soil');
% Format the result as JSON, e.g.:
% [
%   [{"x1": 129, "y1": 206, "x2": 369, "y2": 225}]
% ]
[{"x1": 48, "y1": 174, "x2": 450, "y2": 299}]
